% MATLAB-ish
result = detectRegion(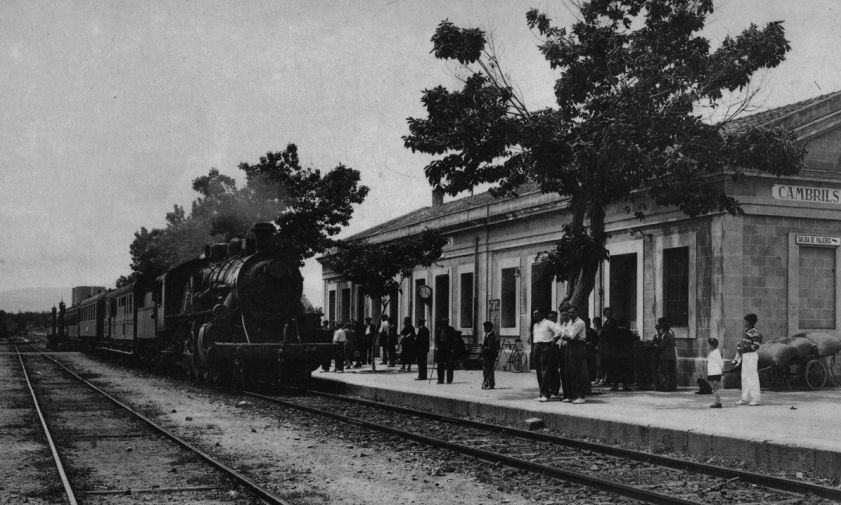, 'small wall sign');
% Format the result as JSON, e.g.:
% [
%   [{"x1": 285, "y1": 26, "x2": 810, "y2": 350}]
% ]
[{"x1": 795, "y1": 234, "x2": 841, "y2": 247}]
